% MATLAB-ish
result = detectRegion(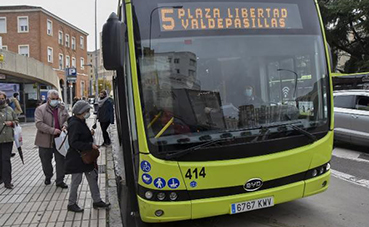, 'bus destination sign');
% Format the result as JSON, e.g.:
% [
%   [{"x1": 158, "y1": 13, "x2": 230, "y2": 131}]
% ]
[{"x1": 159, "y1": 2, "x2": 303, "y2": 32}]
